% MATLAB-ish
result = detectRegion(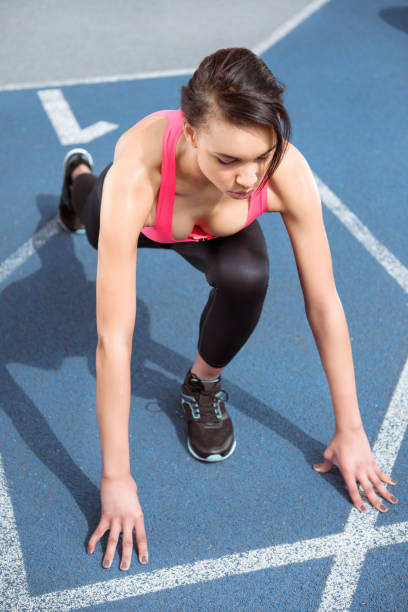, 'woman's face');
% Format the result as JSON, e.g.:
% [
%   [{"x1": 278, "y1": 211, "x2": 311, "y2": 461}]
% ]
[{"x1": 185, "y1": 114, "x2": 276, "y2": 198}]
